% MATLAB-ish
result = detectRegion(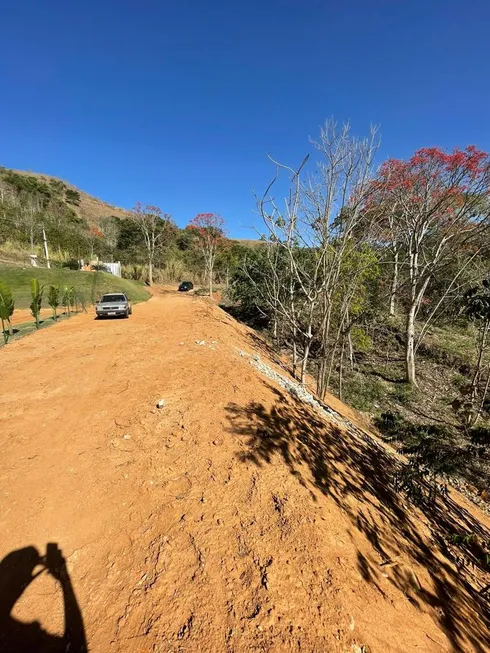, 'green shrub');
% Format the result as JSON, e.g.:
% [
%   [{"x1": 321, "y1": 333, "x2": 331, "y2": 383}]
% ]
[
  {"x1": 65, "y1": 188, "x2": 81, "y2": 205},
  {"x1": 452, "y1": 373, "x2": 469, "y2": 389},
  {"x1": 351, "y1": 326, "x2": 372, "y2": 353},
  {"x1": 47, "y1": 285, "x2": 60, "y2": 321},
  {"x1": 0, "y1": 280, "x2": 14, "y2": 343},
  {"x1": 62, "y1": 286, "x2": 71, "y2": 316},
  {"x1": 30, "y1": 278, "x2": 43, "y2": 328},
  {"x1": 391, "y1": 383, "x2": 419, "y2": 405},
  {"x1": 375, "y1": 410, "x2": 465, "y2": 481},
  {"x1": 63, "y1": 259, "x2": 80, "y2": 270},
  {"x1": 343, "y1": 376, "x2": 385, "y2": 412}
]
